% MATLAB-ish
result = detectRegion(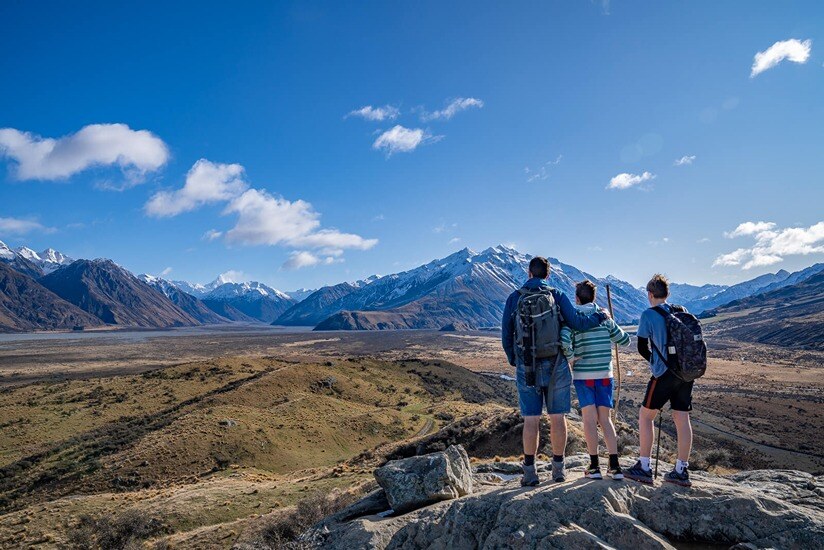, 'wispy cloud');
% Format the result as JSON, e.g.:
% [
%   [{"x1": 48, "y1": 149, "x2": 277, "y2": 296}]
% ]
[
  {"x1": 0, "y1": 216, "x2": 56, "y2": 235},
  {"x1": 0, "y1": 123, "x2": 168, "y2": 182},
  {"x1": 282, "y1": 250, "x2": 342, "y2": 270},
  {"x1": 372, "y1": 125, "x2": 440, "y2": 155},
  {"x1": 448, "y1": 237, "x2": 461, "y2": 244},
  {"x1": 525, "y1": 154, "x2": 562, "y2": 182},
  {"x1": 372, "y1": 214, "x2": 385, "y2": 221},
  {"x1": 607, "y1": 171, "x2": 656, "y2": 190},
  {"x1": 674, "y1": 155, "x2": 696, "y2": 166},
  {"x1": 145, "y1": 159, "x2": 248, "y2": 217},
  {"x1": 160, "y1": 267, "x2": 173, "y2": 276},
  {"x1": 714, "y1": 220, "x2": 824, "y2": 269},
  {"x1": 420, "y1": 97, "x2": 484, "y2": 121},
  {"x1": 346, "y1": 105, "x2": 400, "y2": 122},
  {"x1": 203, "y1": 229, "x2": 223, "y2": 241},
  {"x1": 751, "y1": 38, "x2": 812, "y2": 77}
]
